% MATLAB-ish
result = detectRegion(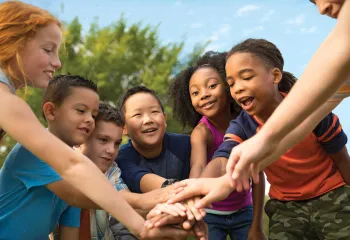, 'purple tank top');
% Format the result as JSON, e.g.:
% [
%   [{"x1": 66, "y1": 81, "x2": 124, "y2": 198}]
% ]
[{"x1": 199, "y1": 116, "x2": 252, "y2": 212}]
